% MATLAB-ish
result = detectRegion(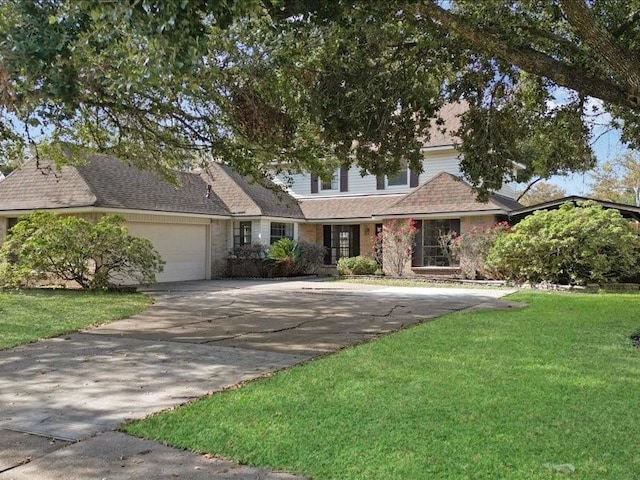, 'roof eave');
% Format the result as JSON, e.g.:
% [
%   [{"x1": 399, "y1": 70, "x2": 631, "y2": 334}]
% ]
[{"x1": 0, "y1": 206, "x2": 231, "y2": 220}]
